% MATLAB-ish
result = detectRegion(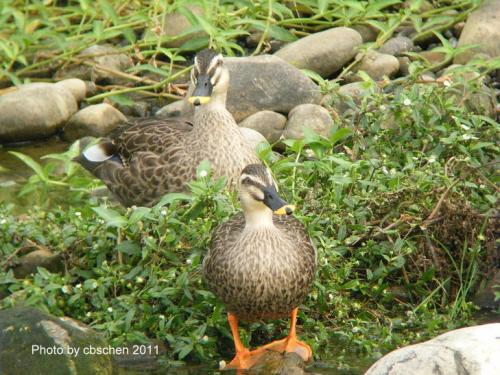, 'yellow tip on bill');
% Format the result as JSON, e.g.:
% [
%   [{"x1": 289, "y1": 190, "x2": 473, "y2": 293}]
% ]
[
  {"x1": 188, "y1": 96, "x2": 211, "y2": 105},
  {"x1": 274, "y1": 205, "x2": 296, "y2": 215}
]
